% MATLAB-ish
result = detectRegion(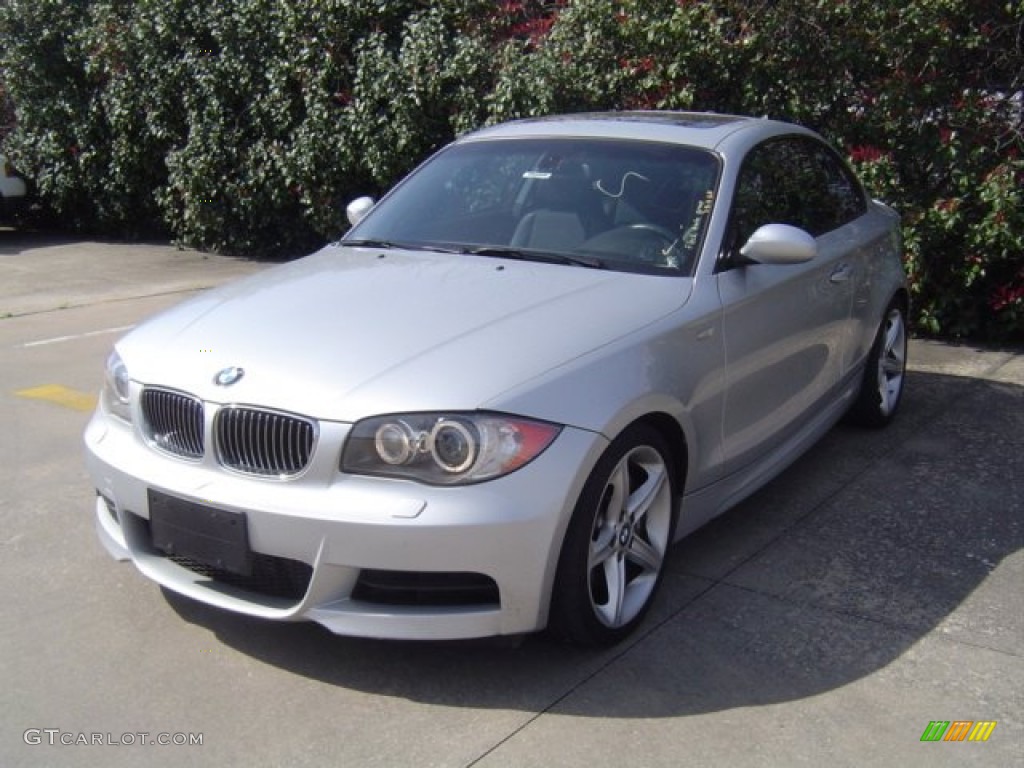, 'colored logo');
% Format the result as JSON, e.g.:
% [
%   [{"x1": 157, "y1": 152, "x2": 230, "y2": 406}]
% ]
[
  {"x1": 920, "y1": 721, "x2": 997, "y2": 742},
  {"x1": 213, "y1": 366, "x2": 245, "y2": 387}
]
